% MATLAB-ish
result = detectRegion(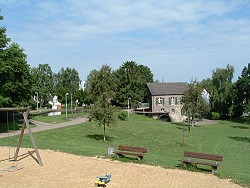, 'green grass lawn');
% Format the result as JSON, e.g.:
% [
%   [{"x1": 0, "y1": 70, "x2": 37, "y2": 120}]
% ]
[{"x1": 0, "y1": 113, "x2": 249, "y2": 187}]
